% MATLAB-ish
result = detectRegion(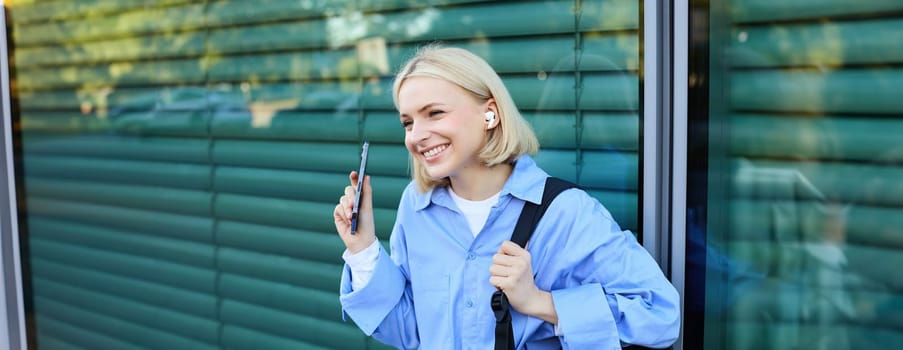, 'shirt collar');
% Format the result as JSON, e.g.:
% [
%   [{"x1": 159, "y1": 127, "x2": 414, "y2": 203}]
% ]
[
  {"x1": 411, "y1": 154, "x2": 548, "y2": 211},
  {"x1": 501, "y1": 154, "x2": 547, "y2": 204}
]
